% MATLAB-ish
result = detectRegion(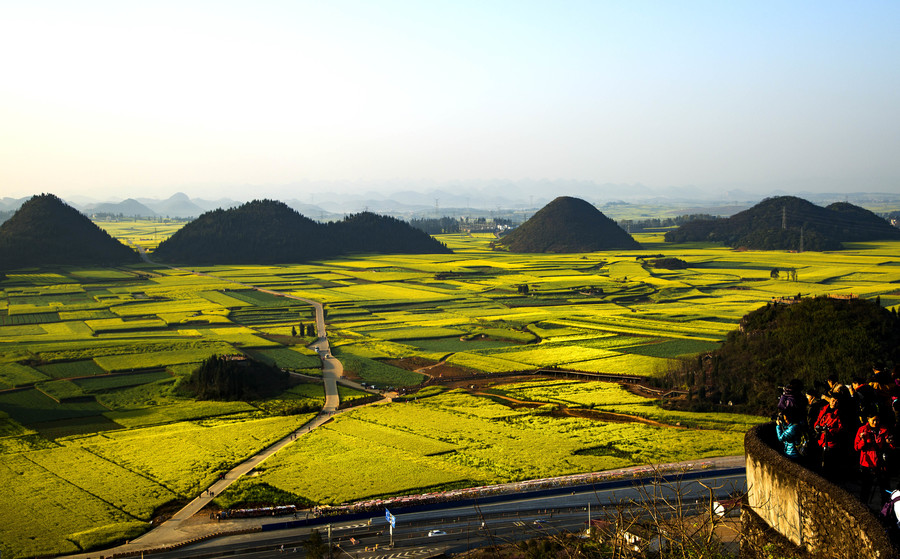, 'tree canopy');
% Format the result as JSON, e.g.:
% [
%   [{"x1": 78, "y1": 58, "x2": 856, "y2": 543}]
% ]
[{"x1": 662, "y1": 296, "x2": 900, "y2": 414}]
